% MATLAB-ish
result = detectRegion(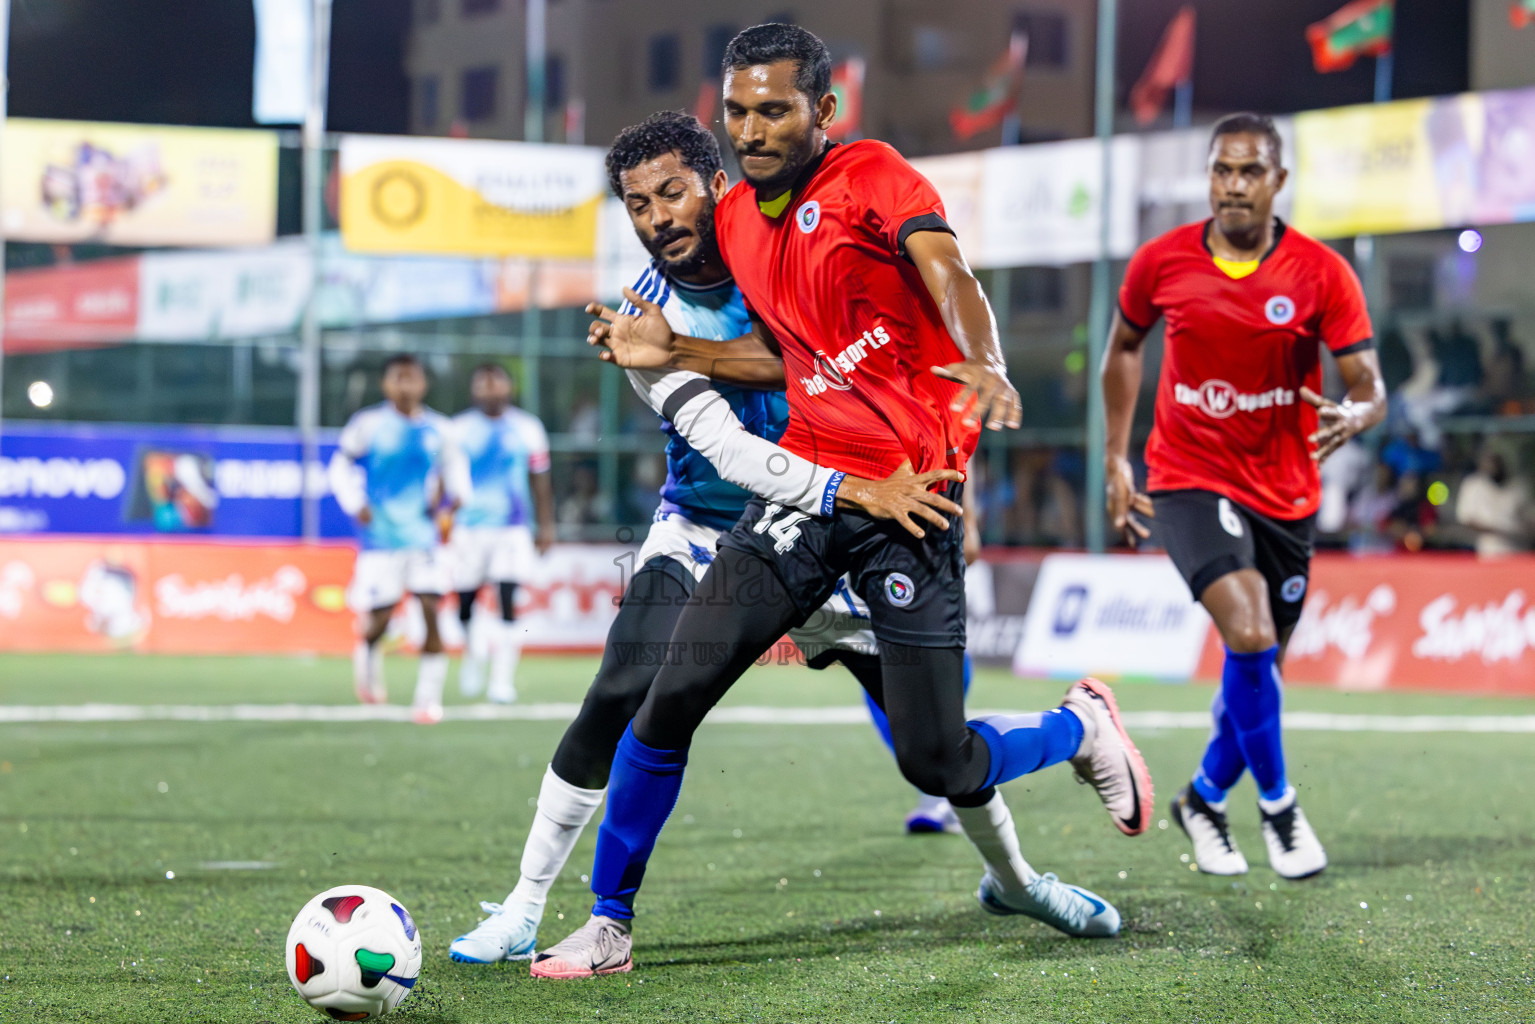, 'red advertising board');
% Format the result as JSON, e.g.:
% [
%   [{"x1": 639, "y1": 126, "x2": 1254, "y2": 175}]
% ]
[
  {"x1": 0, "y1": 538, "x2": 355, "y2": 654},
  {"x1": 3, "y1": 257, "x2": 140, "y2": 353},
  {"x1": 1195, "y1": 553, "x2": 1535, "y2": 695}
]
